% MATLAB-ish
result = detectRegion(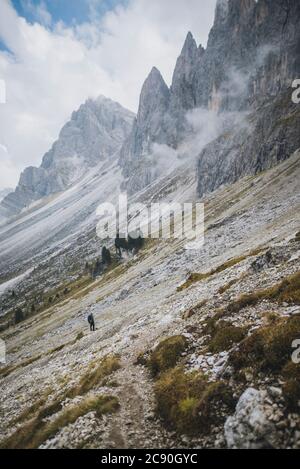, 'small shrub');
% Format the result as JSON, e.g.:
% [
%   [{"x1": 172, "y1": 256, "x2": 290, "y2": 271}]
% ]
[
  {"x1": 50, "y1": 344, "x2": 66, "y2": 355},
  {"x1": 264, "y1": 311, "x2": 280, "y2": 325},
  {"x1": 182, "y1": 300, "x2": 207, "y2": 319},
  {"x1": 202, "y1": 310, "x2": 226, "y2": 336},
  {"x1": 229, "y1": 315, "x2": 300, "y2": 376},
  {"x1": 282, "y1": 379, "x2": 300, "y2": 411},
  {"x1": 282, "y1": 362, "x2": 300, "y2": 411},
  {"x1": 208, "y1": 323, "x2": 248, "y2": 353},
  {"x1": 75, "y1": 331, "x2": 84, "y2": 342},
  {"x1": 147, "y1": 335, "x2": 188, "y2": 377},
  {"x1": 102, "y1": 379, "x2": 119, "y2": 388},
  {"x1": 154, "y1": 367, "x2": 234, "y2": 435}
]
